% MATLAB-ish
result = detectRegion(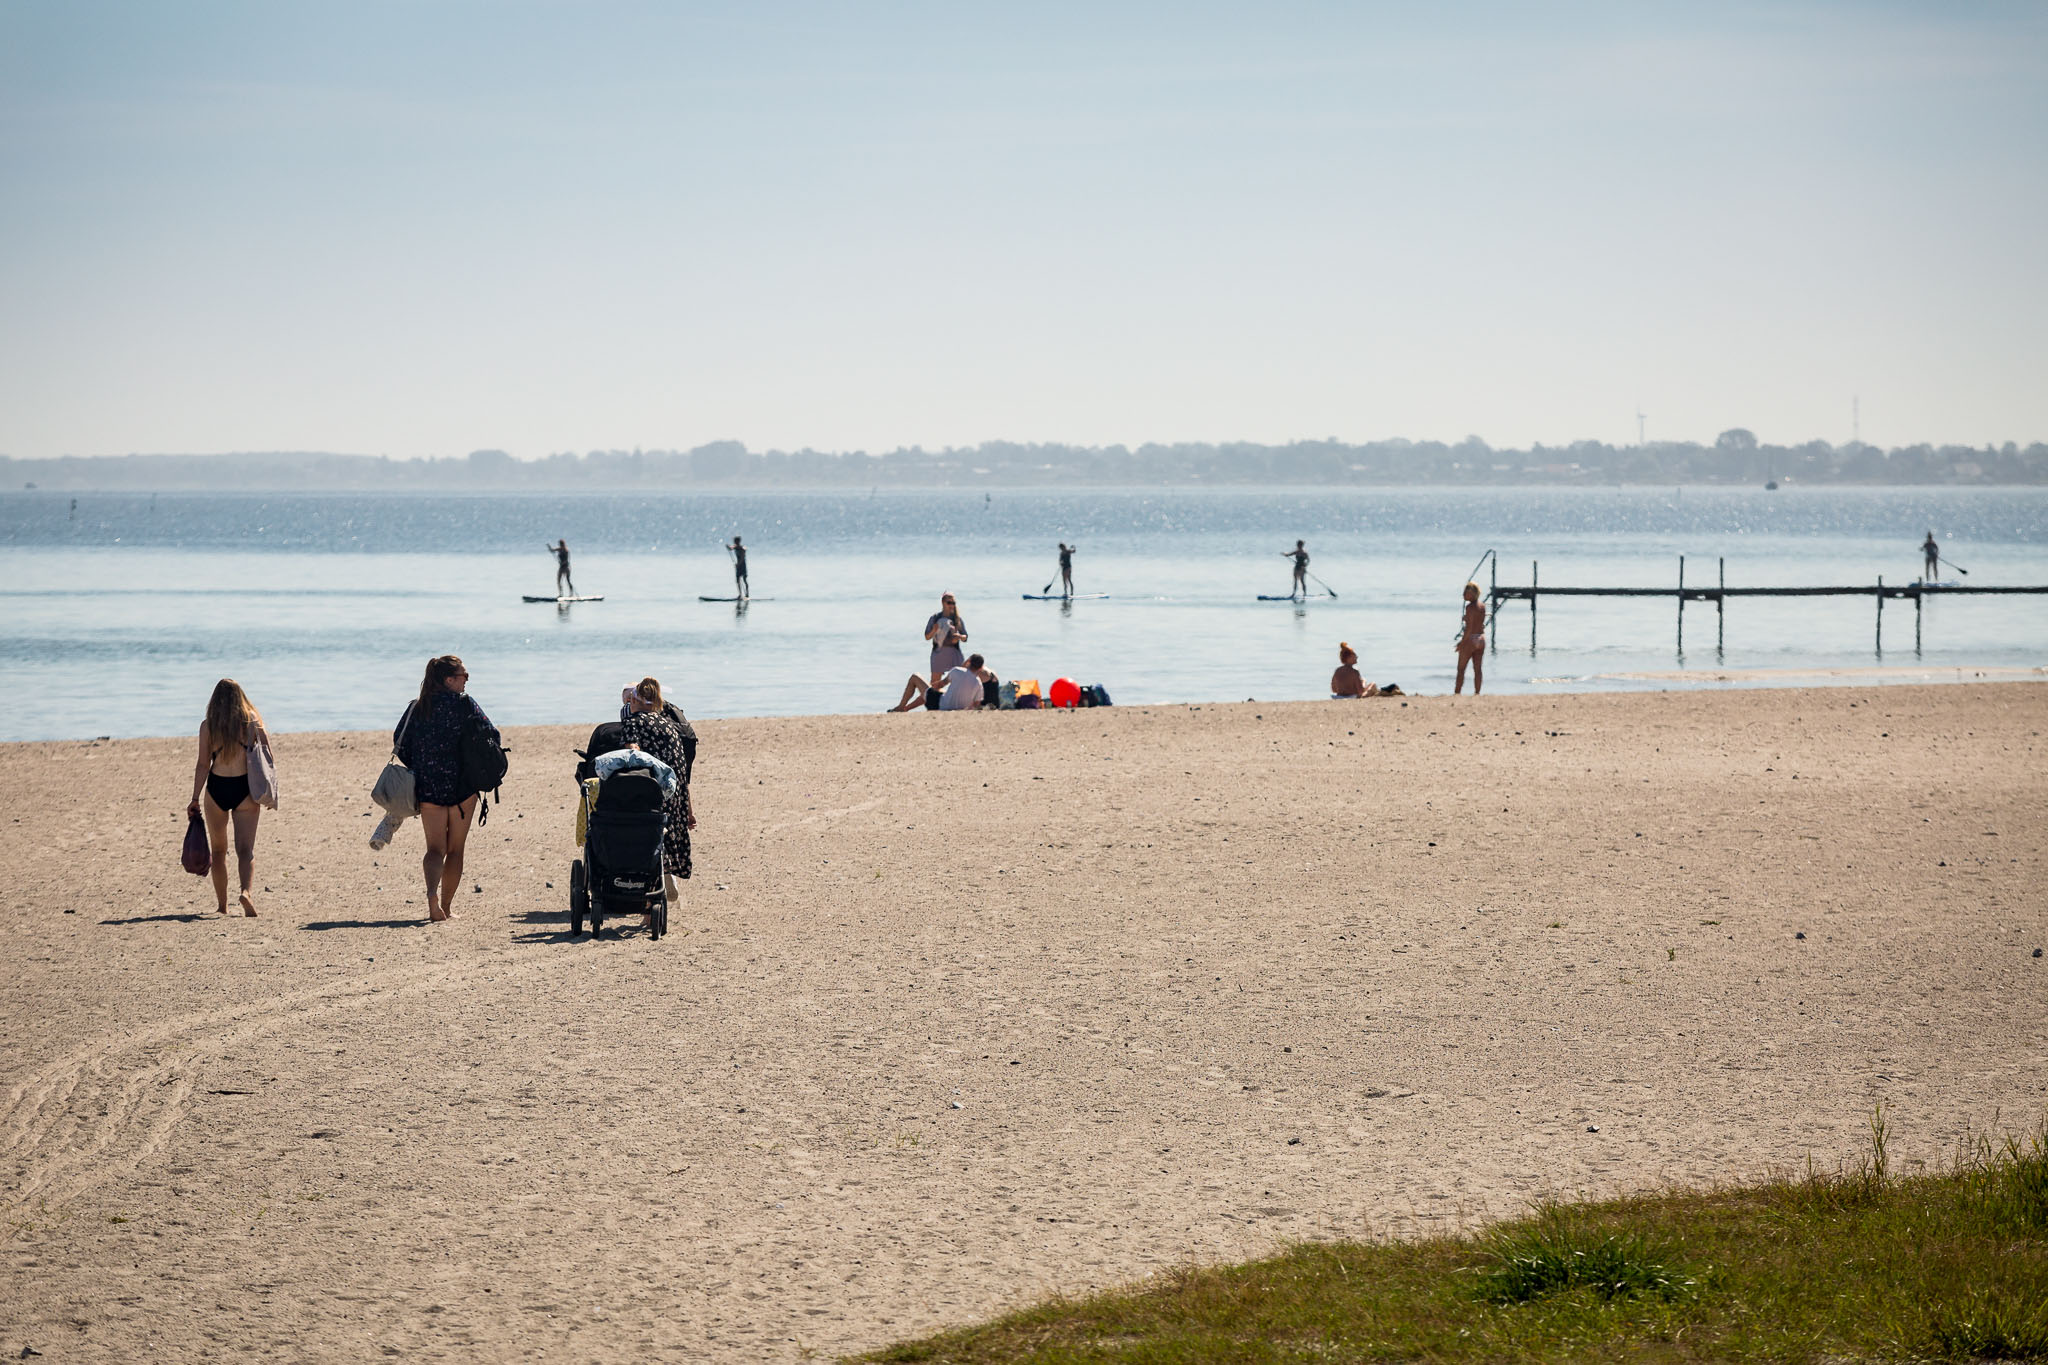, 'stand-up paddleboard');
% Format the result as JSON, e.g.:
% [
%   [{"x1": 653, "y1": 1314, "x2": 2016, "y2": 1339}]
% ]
[
  {"x1": 699, "y1": 595, "x2": 772, "y2": 602},
  {"x1": 524, "y1": 594, "x2": 606, "y2": 603},
  {"x1": 1258, "y1": 593, "x2": 1309, "y2": 602},
  {"x1": 1022, "y1": 592, "x2": 1109, "y2": 601}
]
